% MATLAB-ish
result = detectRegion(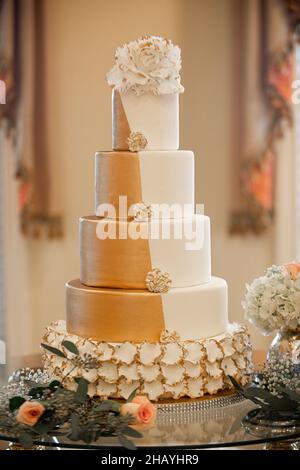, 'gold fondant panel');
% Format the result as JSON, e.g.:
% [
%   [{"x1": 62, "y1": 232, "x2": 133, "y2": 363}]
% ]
[
  {"x1": 95, "y1": 151, "x2": 142, "y2": 219},
  {"x1": 80, "y1": 216, "x2": 151, "y2": 289},
  {"x1": 66, "y1": 279, "x2": 165, "y2": 342},
  {"x1": 112, "y1": 89, "x2": 130, "y2": 150}
]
